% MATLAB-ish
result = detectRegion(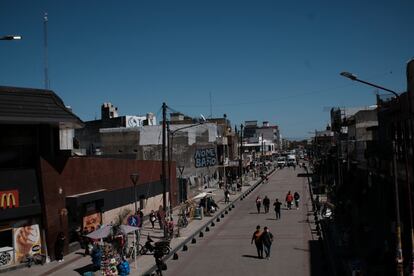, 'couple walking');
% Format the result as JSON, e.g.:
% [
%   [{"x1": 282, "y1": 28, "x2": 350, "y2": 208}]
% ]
[
  {"x1": 255, "y1": 196, "x2": 271, "y2": 213},
  {"x1": 251, "y1": 225, "x2": 274, "y2": 259}
]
